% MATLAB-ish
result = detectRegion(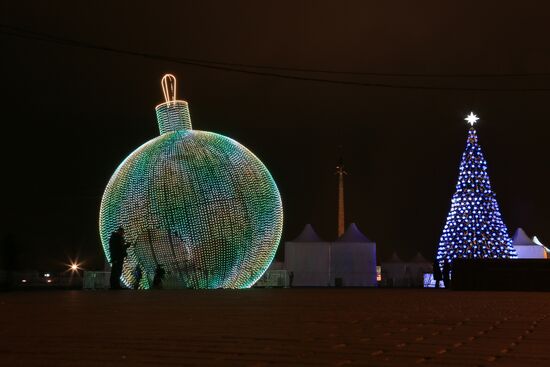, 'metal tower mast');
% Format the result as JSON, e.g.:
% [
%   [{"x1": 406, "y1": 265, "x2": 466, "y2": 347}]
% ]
[{"x1": 336, "y1": 157, "x2": 347, "y2": 237}]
